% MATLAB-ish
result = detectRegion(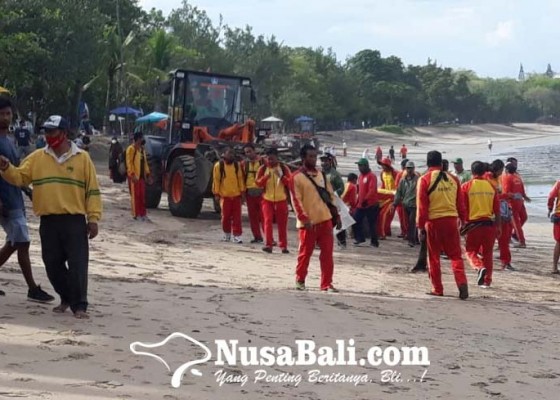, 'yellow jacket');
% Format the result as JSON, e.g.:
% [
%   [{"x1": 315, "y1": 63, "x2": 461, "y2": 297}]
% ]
[
  {"x1": 291, "y1": 168, "x2": 335, "y2": 228},
  {"x1": 0, "y1": 144, "x2": 102, "y2": 222},
  {"x1": 243, "y1": 159, "x2": 263, "y2": 190},
  {"x1": 212, "y1": 161, "x2": 245, "y2": 198},
  {"x1": 126, "y1": 144, "x2": 151, "y2": 180},
  {"x1": 255, "y1": 164, "x2": 291, "y2": 202}
]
